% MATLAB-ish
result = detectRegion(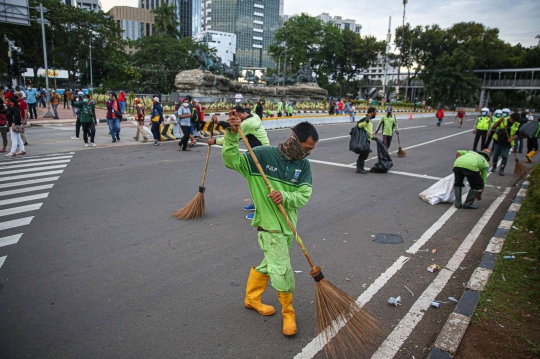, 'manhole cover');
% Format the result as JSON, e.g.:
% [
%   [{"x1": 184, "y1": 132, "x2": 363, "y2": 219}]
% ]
[{"x1": 373, "y1": 233, "x2": 403, "y2": 244}]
